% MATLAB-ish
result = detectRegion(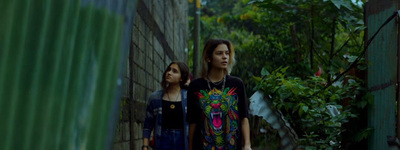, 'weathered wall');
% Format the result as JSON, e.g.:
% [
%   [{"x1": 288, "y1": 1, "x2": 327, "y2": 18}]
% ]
[
  {"x1": 365, "y1": 0, "x2": 398, "y2": 149},
  {"x1": 113, "y1": 0, "x2": 188, "y2": 149}
]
